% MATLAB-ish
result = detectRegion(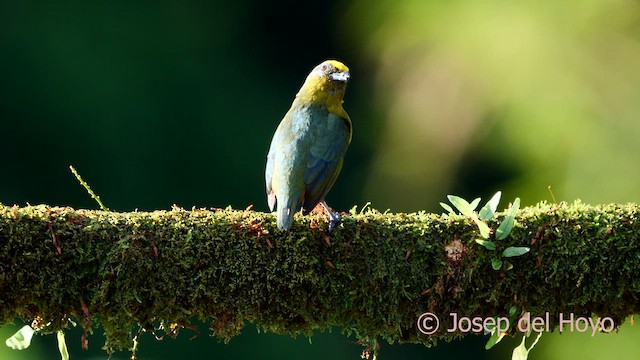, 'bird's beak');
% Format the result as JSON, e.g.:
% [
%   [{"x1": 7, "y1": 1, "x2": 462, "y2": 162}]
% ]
[{"x1": 329, "y1": 71, "x2": 350, "y2": 82}]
